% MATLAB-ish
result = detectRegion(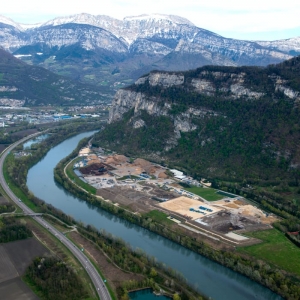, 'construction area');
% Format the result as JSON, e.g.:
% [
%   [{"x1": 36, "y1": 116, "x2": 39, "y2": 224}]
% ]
[
  {"x1": 158, "y1": 196, "x2": 221, "y2": 220},
  {"x1": 74, "y1": 148, "x2": 278, "y2": 245}
]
